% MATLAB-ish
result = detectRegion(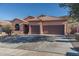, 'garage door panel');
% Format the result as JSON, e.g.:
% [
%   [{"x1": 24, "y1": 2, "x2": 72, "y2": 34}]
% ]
[
  {"x1": 31, "y1": 25, "x2": 40, "y2": 34},
  {"x1": 43, "y1": 25, "x2": 64, "y2": 35}
]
